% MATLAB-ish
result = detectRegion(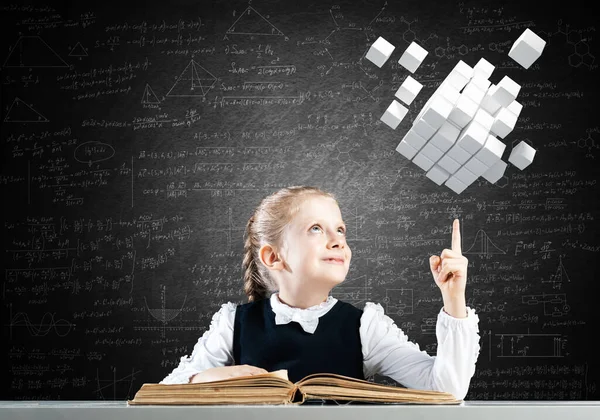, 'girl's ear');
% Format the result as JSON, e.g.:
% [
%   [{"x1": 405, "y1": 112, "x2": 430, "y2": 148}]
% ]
[{"x1": 258, "y1": 244, "x2": 285, "y2": 271}]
